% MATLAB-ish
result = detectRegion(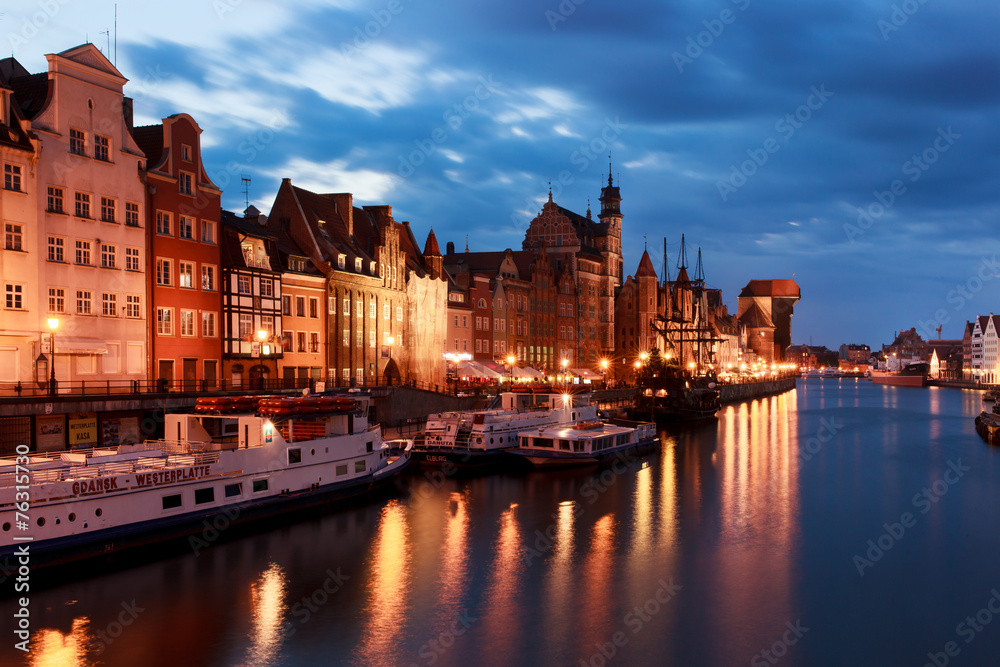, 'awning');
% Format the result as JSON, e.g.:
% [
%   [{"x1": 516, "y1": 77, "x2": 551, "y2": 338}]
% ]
[
  {"x1": 570, "y1": 368, "x2": 602, "y2": 379},
  {"x1": 512, "y1": 366, "x2": 544, "y2": 379},
  {"x1": 54, "y1": 337, "x2": 109, "y2": 354},
  {"x1": 457, "y1": 360, "x2": 502, "y2": 379}
]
